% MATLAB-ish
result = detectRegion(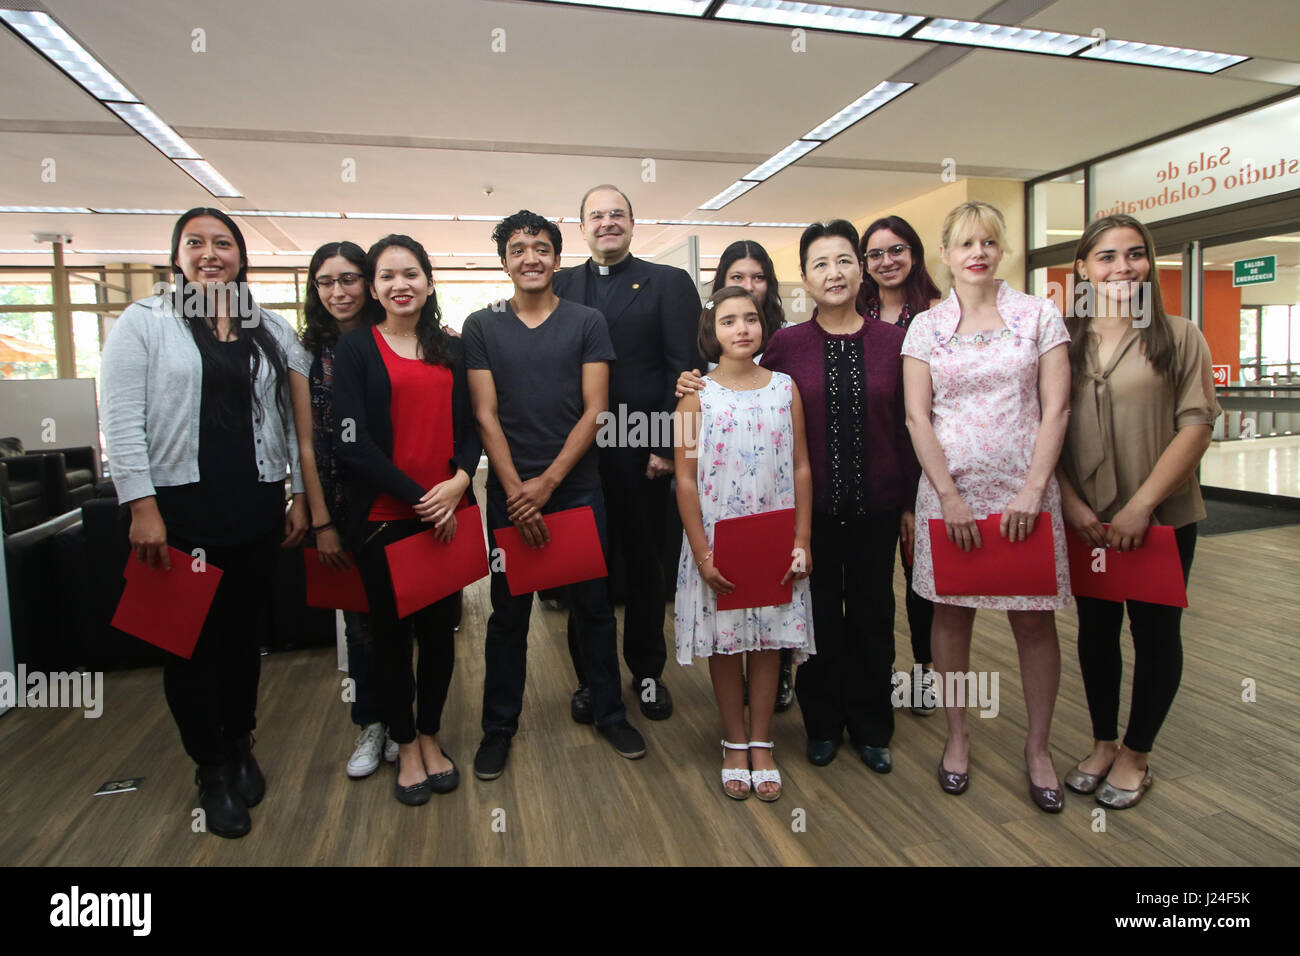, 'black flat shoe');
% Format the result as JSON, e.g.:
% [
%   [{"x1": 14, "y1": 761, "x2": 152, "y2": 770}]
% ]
[
  {"x1": 196, "y1": 764, "x2": 251, "y2": 838},
  {"x1": 570, "y1": 685, "x2": 593, "y2": 725},
  {"x1": 806, "y1": 738, "x2": 838, "y2": 766},
  {"x1": 860, "y1": 745, "x2": 893, "y2": 774},
  {"x1": 232, "y1": 733, "x2": 265, "y2": 807},
  {"x1": 426, "y1": 754, "x2": 460, "y2": 795},
  {"x1": 637, "y1": 678, "x2": 673, "y2": 721},
  {"x1": 937, "y1": 751, "x2": 969, "y2": 795}
]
